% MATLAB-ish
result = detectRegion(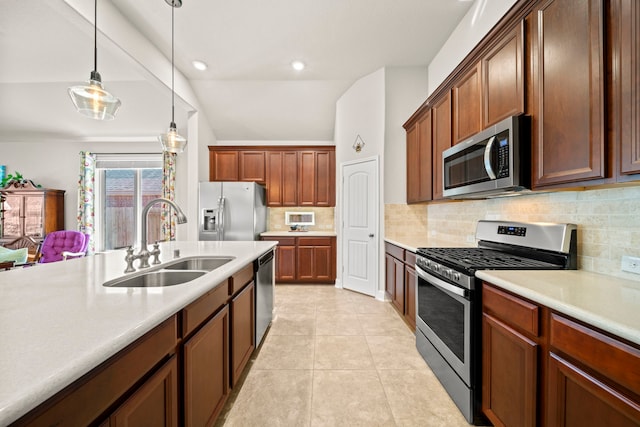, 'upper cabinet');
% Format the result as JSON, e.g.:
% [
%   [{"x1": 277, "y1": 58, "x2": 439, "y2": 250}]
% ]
[
  {"x1": 453, "y1": 62, "x2": 483, "y2": 144},
  {"x1": 609, "y1": 0, "x2": 640, "y2": 181},
  {"x1": 209, "y1": 146, "x2": 335, "y2": 207},
  {"x1": 432, "y1": 91, "x2": 452, "y2": 201},
  {"x1": 482, "y1": 21, "x2": 525, "y2": 127},
  {"x1": 406, "y1": 109, "x2": 433, "y2": 203},
  {"x1": 528, "y1": 0, "x2": 606, "y2": 188}
]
